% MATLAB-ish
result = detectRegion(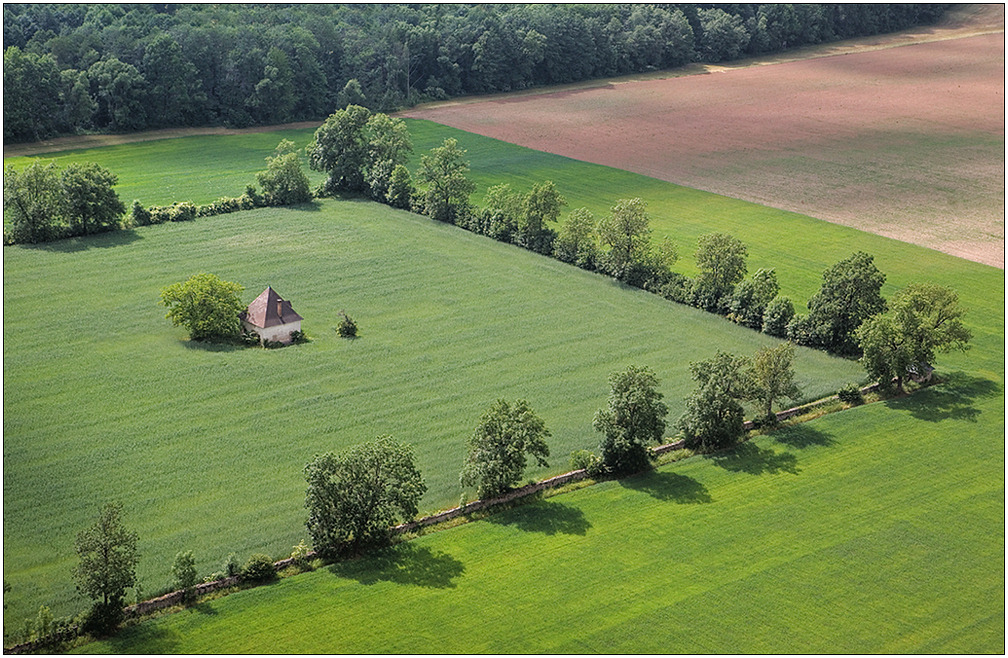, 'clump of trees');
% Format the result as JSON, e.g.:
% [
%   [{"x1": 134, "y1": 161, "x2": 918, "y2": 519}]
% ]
[
  {"x1": 4, "y1": 4, "x2": 946, "y2": 142},
  {"x1": 4, "y1": 159, "x2": 125, "y2": 244},
  {"x1": 257, "y1": 139, "x2": 312, "y2": 206}
]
